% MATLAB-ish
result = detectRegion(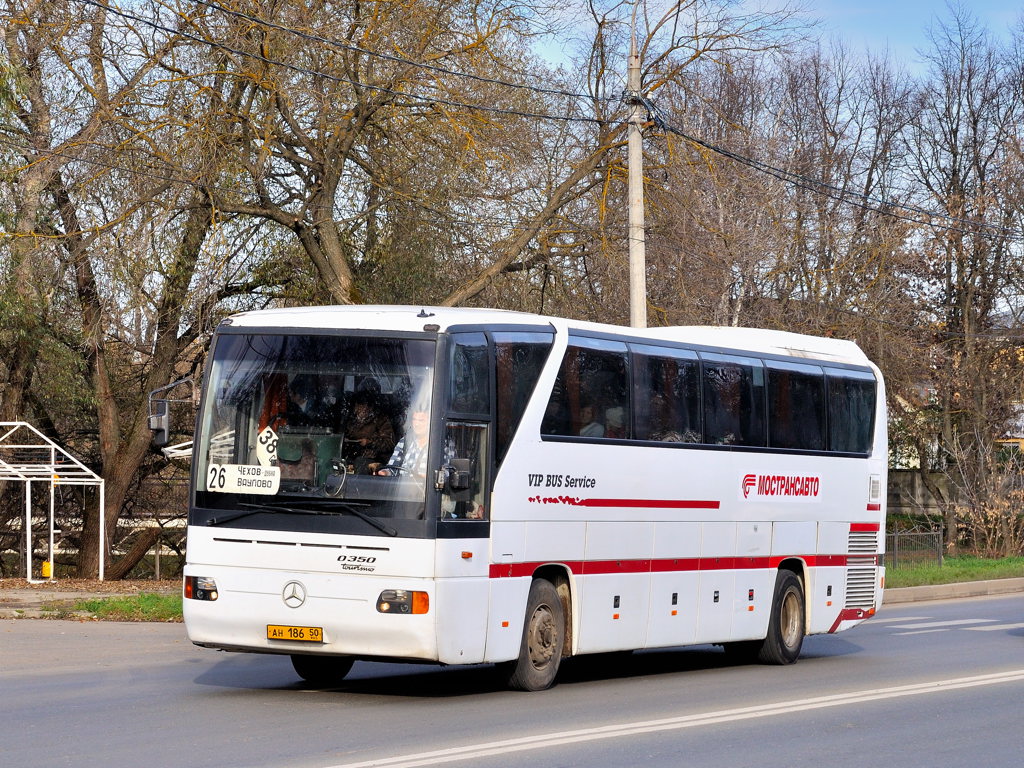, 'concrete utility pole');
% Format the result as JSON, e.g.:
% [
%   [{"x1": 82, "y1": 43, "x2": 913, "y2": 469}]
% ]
[{"x1": 627, "y1": 30, "x2": 647, "y2": 328}]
